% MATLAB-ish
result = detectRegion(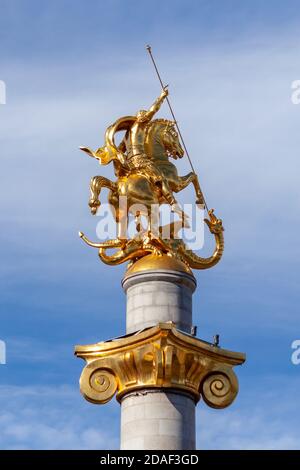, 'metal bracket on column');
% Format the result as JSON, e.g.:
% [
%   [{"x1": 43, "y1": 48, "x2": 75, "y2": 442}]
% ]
[{"x1": 75, "y1": 322, "x2": 245, "y2": 409}]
